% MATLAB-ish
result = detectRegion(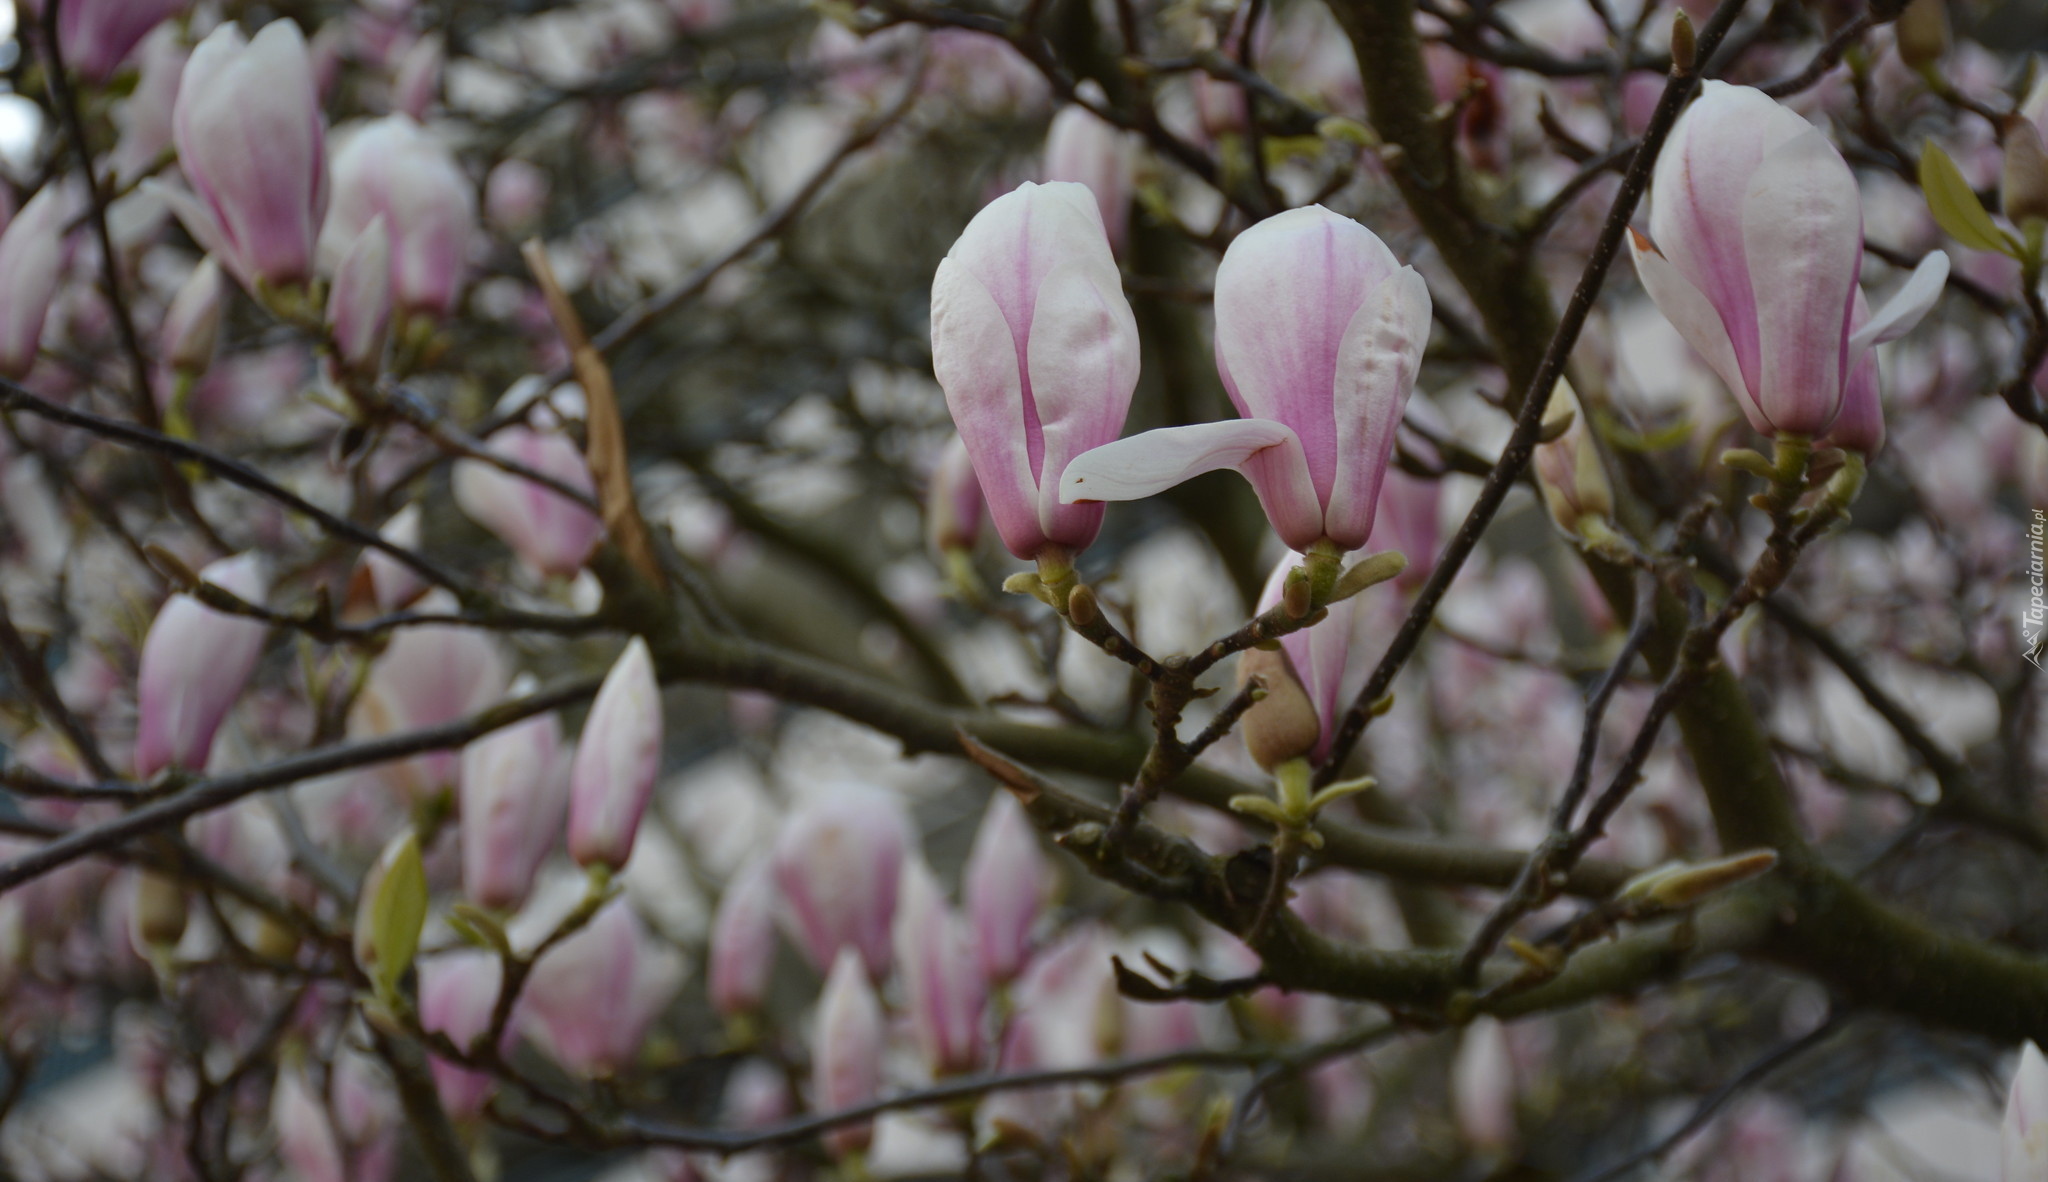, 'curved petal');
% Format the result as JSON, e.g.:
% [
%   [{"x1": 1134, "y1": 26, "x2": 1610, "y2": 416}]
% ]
[
  {"x1": 1324, "y1": 266, "x2": 1431, "y2": 550},
  {"x1": 1744, "y1": 127, "x2": 1863, "y2": 435},
  {"x1": 932, "y1": 256, "x2": 1043, "y2": 559},
  {"x1": 1631, "y1": 230, "x2": 1765, "y2": 434},
  {"x1": 1026, "y1": 258, "x2": 1139, "y2": 550},
  {"x1": 1849, "y1": 250, "x2": 1948, "y2": 354},
  {"x1": 1059, "y1": 419, "x2": 1324, "y2": 549}
]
